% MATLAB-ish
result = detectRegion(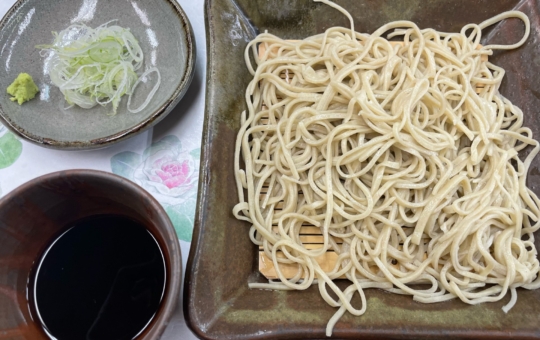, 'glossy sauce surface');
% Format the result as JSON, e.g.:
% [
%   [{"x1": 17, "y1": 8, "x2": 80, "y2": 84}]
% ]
[{"x1": 33, "y1": 215, "x2": 166, "y2": 340}]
